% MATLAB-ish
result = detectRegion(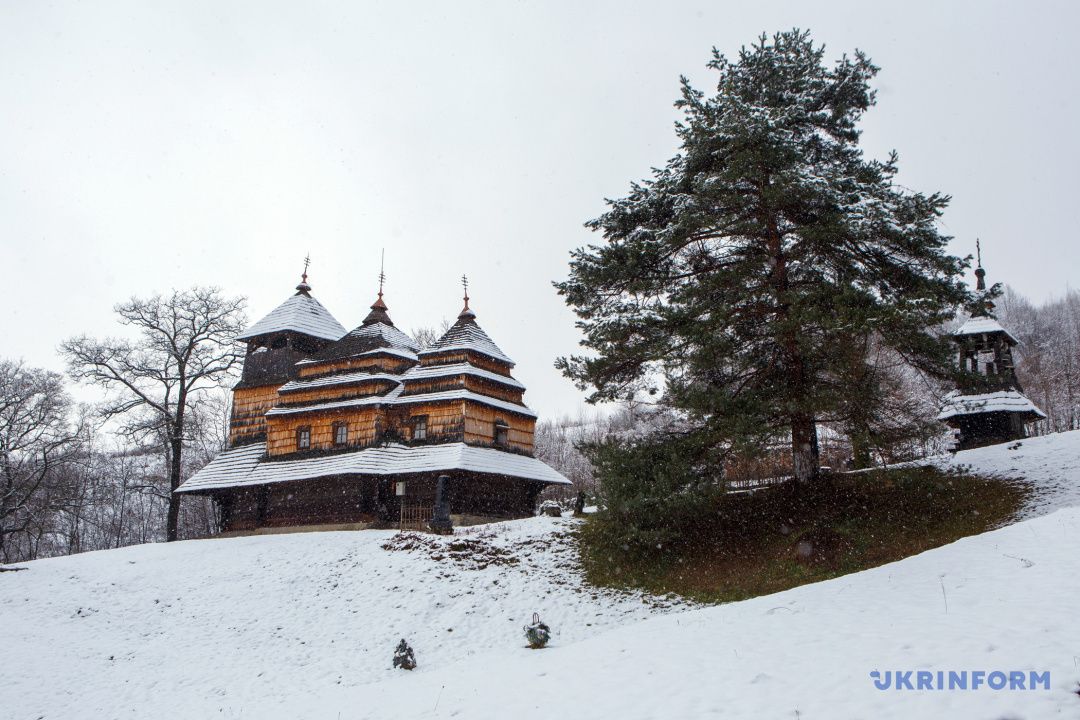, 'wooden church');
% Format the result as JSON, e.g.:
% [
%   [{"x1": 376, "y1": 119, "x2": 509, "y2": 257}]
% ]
[
  {"x1": 176, "y1": 265, "x2": 569, "y2": 532},
  {"x1": 937, "y1": 248, "x2": 1045, "y2": 450}
]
